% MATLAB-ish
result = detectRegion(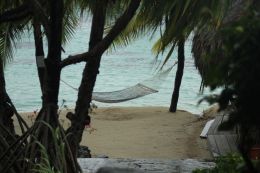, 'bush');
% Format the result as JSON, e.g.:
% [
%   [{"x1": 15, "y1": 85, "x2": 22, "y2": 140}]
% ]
[{"x1": 193, "y1": 154, "x2": 244, "y2": 173}]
